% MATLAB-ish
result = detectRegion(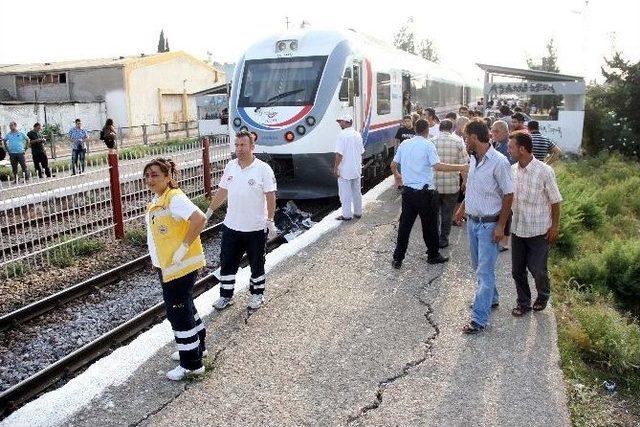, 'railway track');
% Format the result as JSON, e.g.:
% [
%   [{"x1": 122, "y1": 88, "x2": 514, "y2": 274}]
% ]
[{"x1": 0, "y1": 200, "x2": 338, "y2": 418}]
